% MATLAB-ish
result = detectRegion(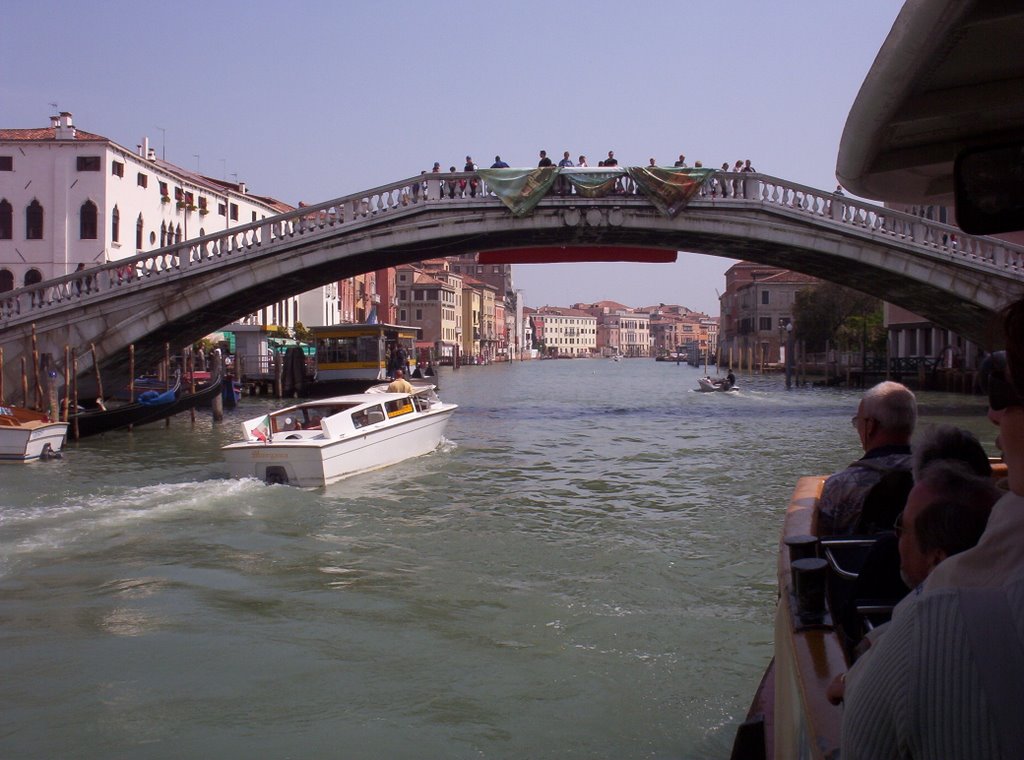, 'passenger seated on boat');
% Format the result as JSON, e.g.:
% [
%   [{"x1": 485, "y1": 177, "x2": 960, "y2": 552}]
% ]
[
  {"x1": 387, "y1": 369, "x2": 414, "y2": 394},
  {"x1": 816, "y1": 381, "x2": 917, "y2": 536},
  {"x1": 834, "y1": 459, "x2": 1001, "y2": 655},
  {"x1": 352, "y1": 410, "x2": 370, "y2": 428}
]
